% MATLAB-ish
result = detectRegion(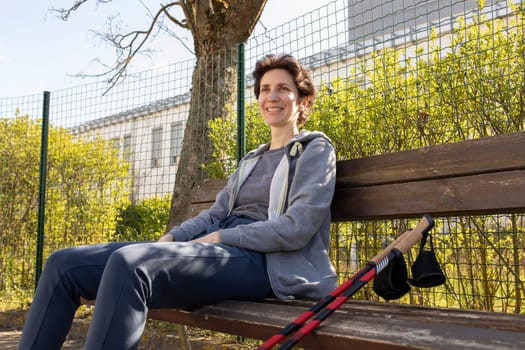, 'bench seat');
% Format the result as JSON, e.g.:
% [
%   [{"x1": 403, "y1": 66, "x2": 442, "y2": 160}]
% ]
[{"x1": 147, "y1": 299, "x2": 525, "y2": 349}]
